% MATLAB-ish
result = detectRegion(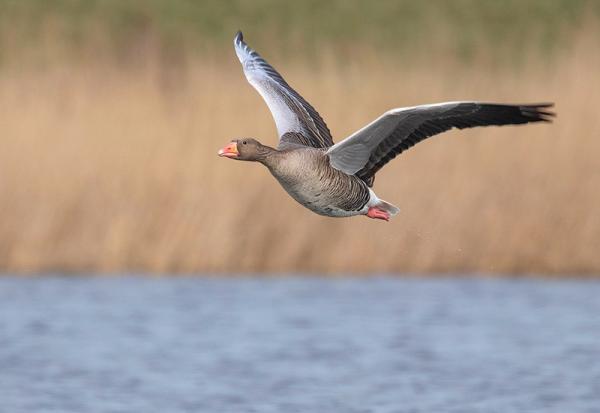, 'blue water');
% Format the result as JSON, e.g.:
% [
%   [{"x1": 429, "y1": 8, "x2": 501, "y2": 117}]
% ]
[{"x1": 1, "y1": 276, "x2": 599, "y2": 413}]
